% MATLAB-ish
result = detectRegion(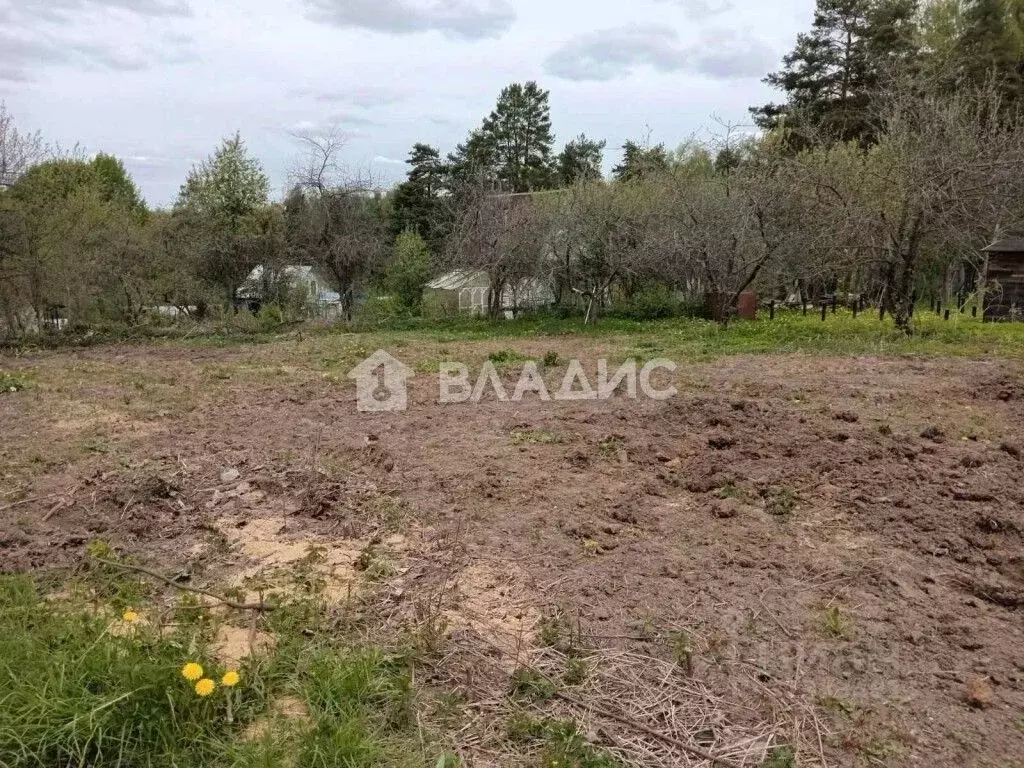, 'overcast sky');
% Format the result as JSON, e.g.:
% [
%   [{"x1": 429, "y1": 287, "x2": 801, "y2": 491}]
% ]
[{"x1": 0, "y1": 0, "x2": 814, "y2": 207}]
